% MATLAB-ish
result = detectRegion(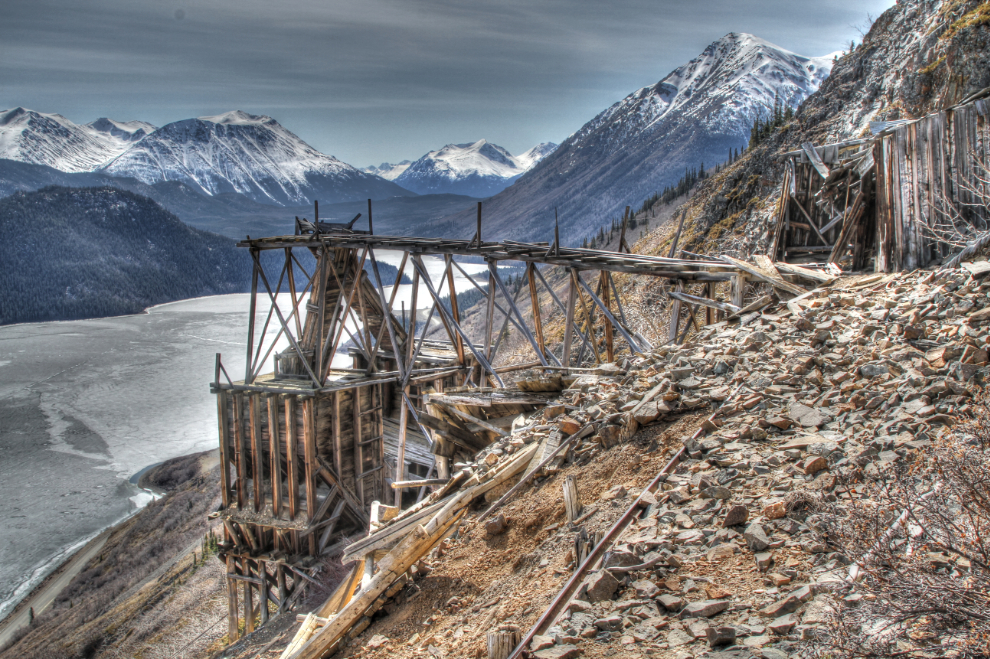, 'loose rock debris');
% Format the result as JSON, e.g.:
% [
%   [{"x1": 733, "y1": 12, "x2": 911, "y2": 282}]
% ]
[{"x1": 280, "y1": 263, "x2": 990, "y2": 659}]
